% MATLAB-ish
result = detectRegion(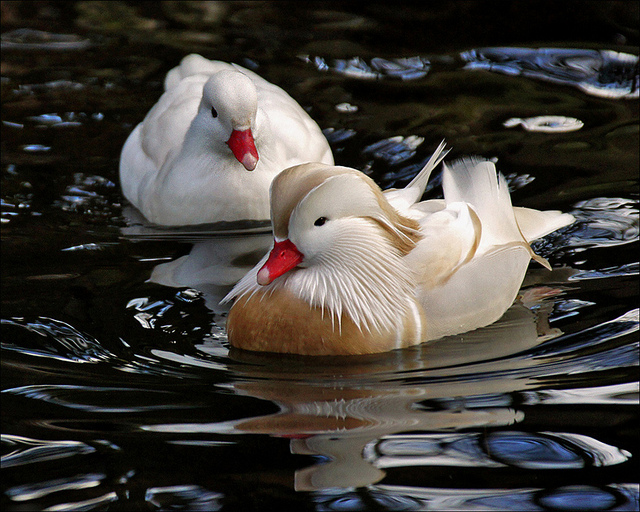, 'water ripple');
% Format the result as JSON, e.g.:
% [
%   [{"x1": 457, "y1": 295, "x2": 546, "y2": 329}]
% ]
[
  {"x1": 485, "y1": 431, "x2": 631, "y2": 469},
  {"x1": 1, "y1": 317, "x2": 117, "y2": 364},
  {"x1": 503, "y1": 115, "x2": 584, "y2": 133},
  {"x1": 53, "y1": 173, "x2": 117, "y2": 218},
  {"x1": 315, "y1": 484, "x2": 638, "y2": 511},
  {"x1": 362, "y1": 135, "x2": 424, "y2": 165},
  {"x1": 532, "y1": 197, "x2": 638, "y2": 260},
  {"x1": 369, "y1": 430, "x2": 630, "y2": 470},
  {"x1": 2, "y1": 384, "x2": 203, "y2": 413},
  {"x1": 1, "y1": 316, "x2": 211, "y2": 379},
  {"x1": 533, "y1": 308, "x2": 639, "y2": 357},
  {"x1": 522, "y1": 382, "x2": 639, "y2": 406},
  {"x1": 1, "y1": 434, "x2": 96, "y2": 469},
  {"x1": 5, "y1": 473, "x2": 104, "y2": 502},
  {"x1": 570, "y1": 198, "x2": 639, "y2": 246},
  {"x1": 461, "y1": 47, "x2": 639, "y2": 99},
  {"x1": 1, "y1": 28, "x2": 92, "y2": 51},
  {"x1": 145, "y1": 485, "x2": 224, "y2": 511},
  {"x1": 304, "y1": 55, "x2": 431, "y2": 80}
]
